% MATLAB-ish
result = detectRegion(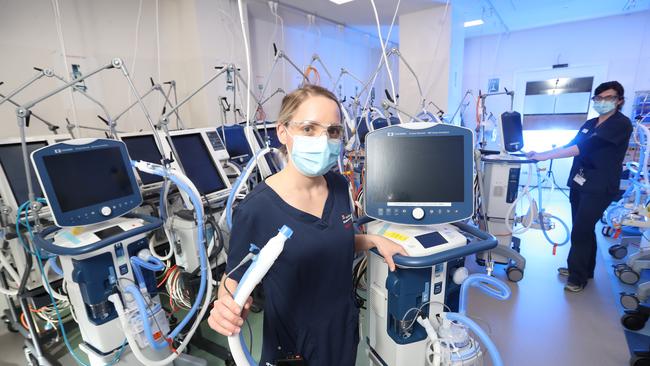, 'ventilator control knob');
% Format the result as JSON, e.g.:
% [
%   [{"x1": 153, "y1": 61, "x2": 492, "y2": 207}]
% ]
[
  {"x1": 100, "y1": 206, "x2": 112, "y2": 217},
  {"x1": 412, "y1": 207, "x2": 425, "y2": 220}
]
